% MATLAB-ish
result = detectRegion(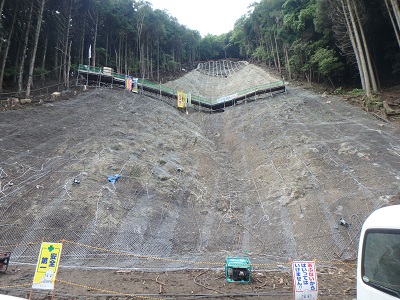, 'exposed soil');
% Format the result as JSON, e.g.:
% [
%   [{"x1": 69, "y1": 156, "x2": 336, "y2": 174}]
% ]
[
  {"x1": 1, "y1": 64, "x2": 399, "y2": 299},
  {"x1": 1, "y1": 264, "x2": 356, "y2": 299}
]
